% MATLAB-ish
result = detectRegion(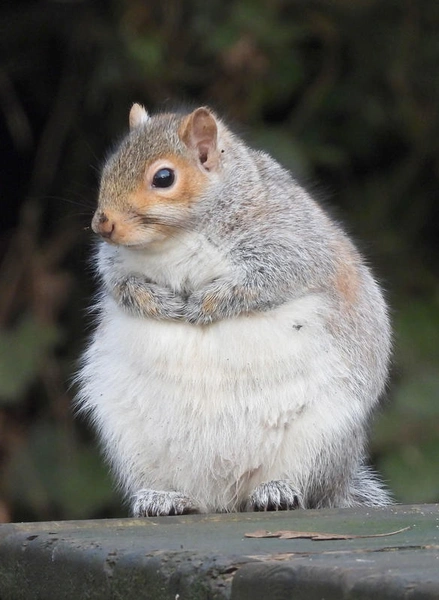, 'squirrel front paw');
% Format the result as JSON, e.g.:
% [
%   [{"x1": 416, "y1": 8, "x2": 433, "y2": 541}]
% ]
[
  {"x1": 248, "y1": 480, "x2": 303, "y2": 511},
  {"x1": 131, "y1": 489, "x2": 199, "y2": 517},
  {"x1": 184, "y1": 289, "x2": 215, "y2": 325},
  {"x1": 112, "y1": 275, "x2": 185, "y2": 321},
  {"x1": 185, "y1": 280, "x2": 238, "y2": 325}
]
